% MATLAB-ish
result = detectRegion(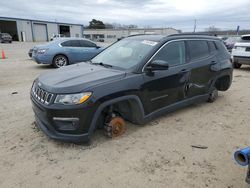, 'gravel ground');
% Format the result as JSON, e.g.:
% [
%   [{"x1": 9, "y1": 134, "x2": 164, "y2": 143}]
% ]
[{"x1": 0, "y1": 42, "x2": 250, "y2": 188}]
